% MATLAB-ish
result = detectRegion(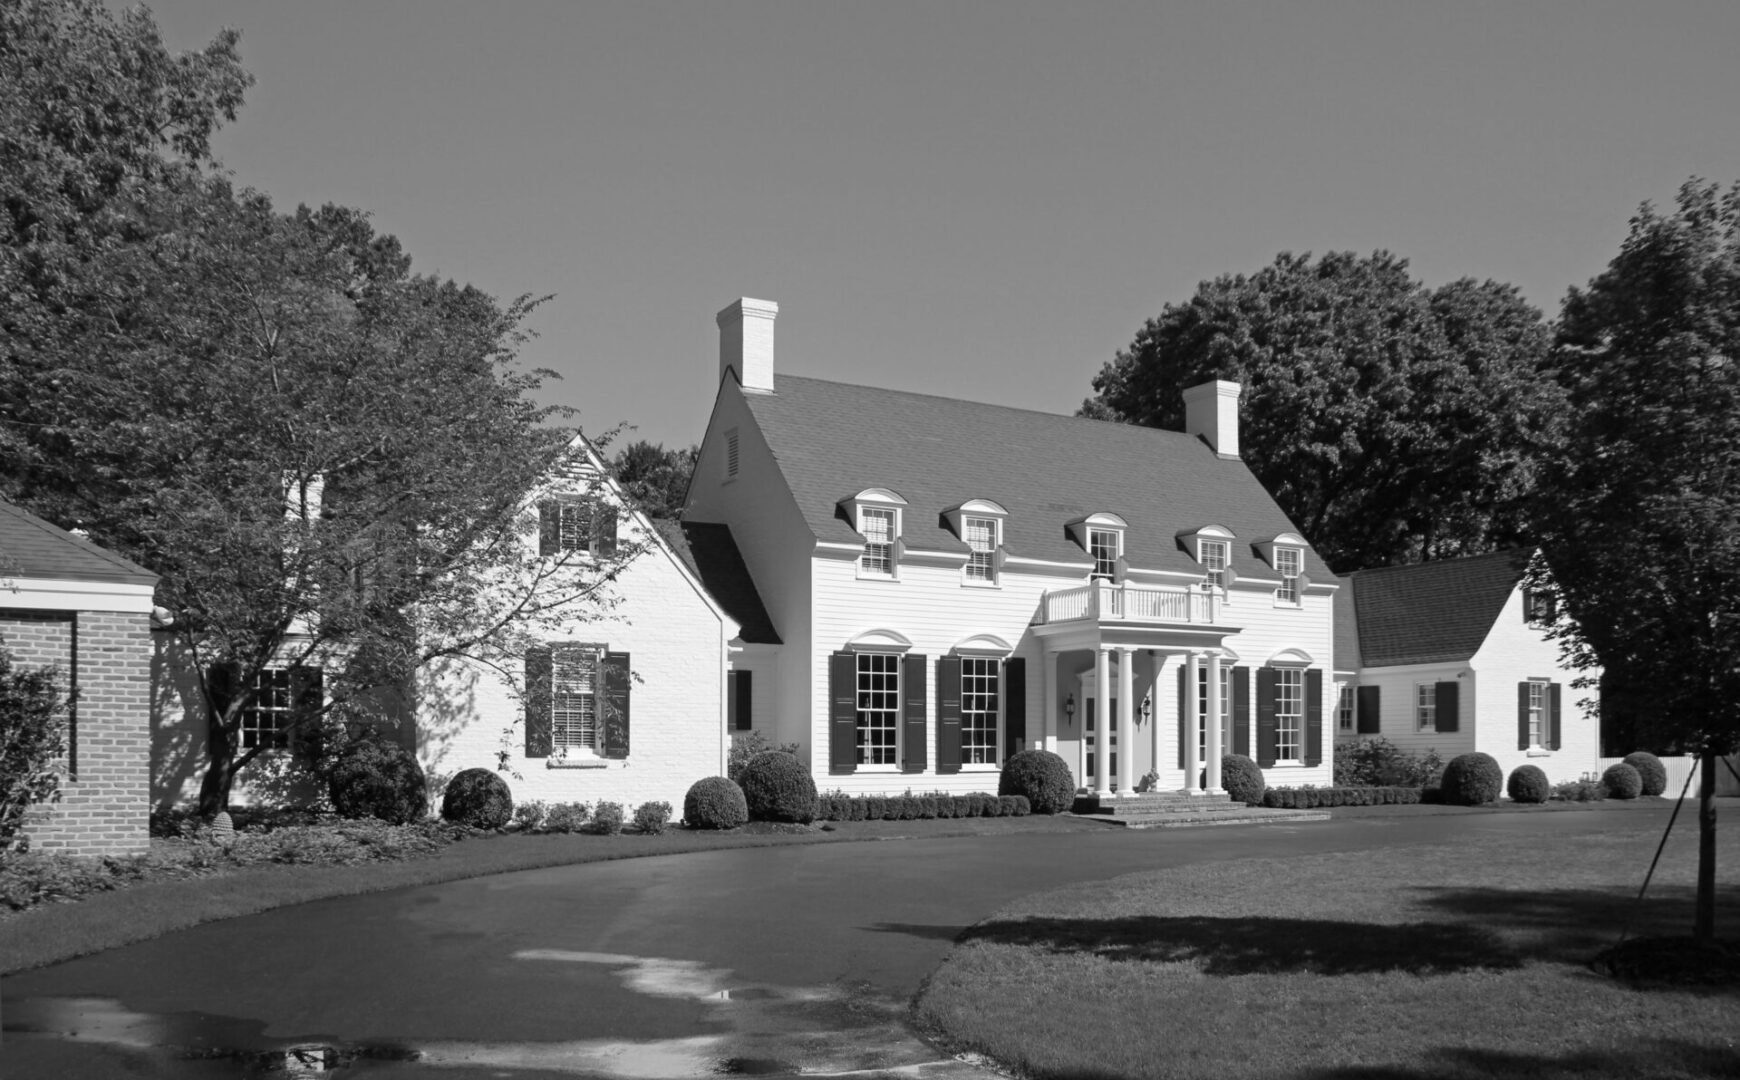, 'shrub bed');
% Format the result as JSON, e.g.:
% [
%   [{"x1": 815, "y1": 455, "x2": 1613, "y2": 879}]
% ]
[
  {"x1": 1440, "y1": 752, "x2": 1503, "y2": 806},
  {"x1": 998, "y1": 749, "x2": 1076, "y2": 814},
  {"x1": 684, "y1": 777, "x2": 749, "y2": 829},
  {"x1": 809, "y1": 793, "x2": 1028, "y2": 822},
  {"x1": 440, "y1": 768, "x2": 513, "y2": 829},
  {"x1": 1602, "y1": 762, "x2": 1643, "y2": 800},
  {"x1": 740, "y1": 751, "x2": 818, "y2": 824},
  {"x1": 1506, "y1": 764, "x2": 1550, "y2": 804},
  {"x1": 1551, "y1": 778, "x2": 1607, "y2": 802},
  {"x1": 1261, "y1": 786, "x2": 1422, "y2": 809},
  {"x1": 1622, "y1": 752, "x2": 1668, "y2": 797}
]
